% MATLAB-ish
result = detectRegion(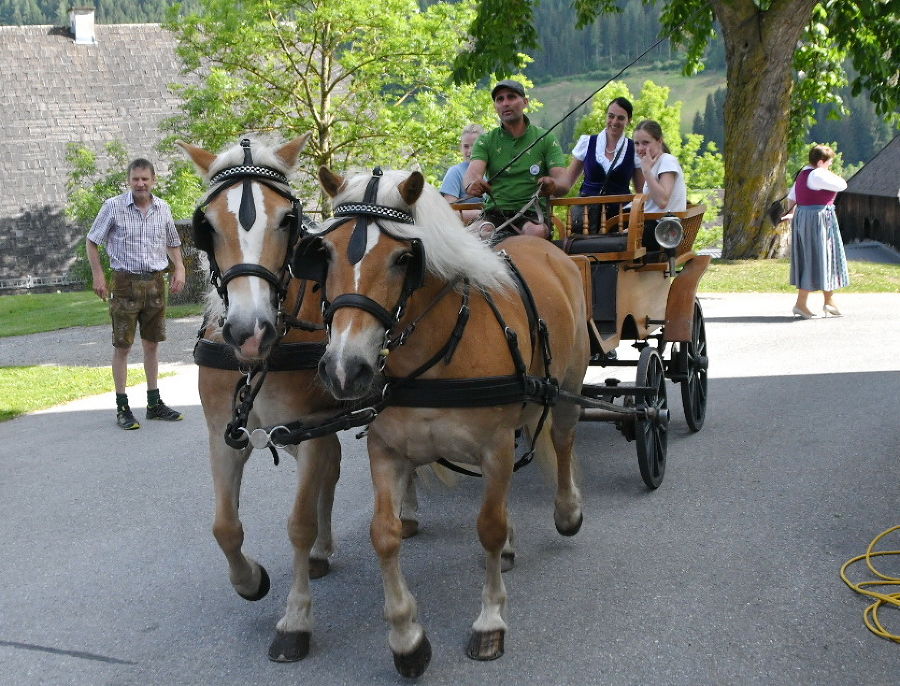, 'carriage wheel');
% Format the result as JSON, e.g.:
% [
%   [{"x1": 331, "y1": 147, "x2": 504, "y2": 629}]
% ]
[
  {"x1": 676, "y1": 299, "x2": 708, "y2": 432},
  {"x1": 635, "y1": 346, "x2": 668, "y2": 489}
]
